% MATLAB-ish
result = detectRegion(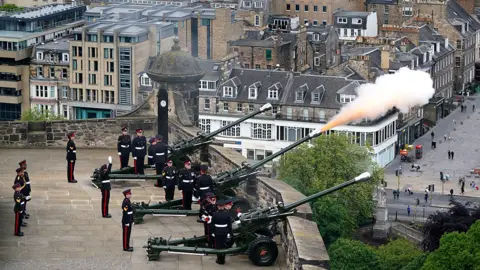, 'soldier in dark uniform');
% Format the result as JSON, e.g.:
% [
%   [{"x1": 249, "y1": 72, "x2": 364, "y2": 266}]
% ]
[
  {"x1": 162, "y1": 160, "x2": 178, "y2": 201},
  {"x1": 13, "y1": 183, "x2": 25, "y2": 236},
  {"x1": 131, "y1": 129, "x2": 147, "y2": 175},
  {"x1": 179, "y1": 160, "x2": 196, "y2": 210},
  {"x1": 147, "y1": 137, "x2": 157, "y2": 167},
  {"x1": 100, "y1": 156, "x2": 113, "y2": 218},
  {"x1": 117, "y1": 127, "x2": 131, "y2": 169},
  {"x1": 211, "y1": 199, "x2": 233, "y2": 265},
  {"x1": 196, "y1": 165, "x2": 215, "y2": 199},
  {"x1": 122, "y1": 189, "x2": 134, "y2": 252},
  {"x1": 199, "y1": 192, "x2": 218, "y2": 247},
  {"x1": 154, "y1": 135, "x2": 168, "y2": 187},
  {"x1": 66, "y1": 131, "x2": 77, "y2": 183},
  {"x1": 18, "y1": 160, "x2": 31, "y2": 219},
  {"x1": 14, "y1": 168, "x2": 28, "y2": 227}
]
